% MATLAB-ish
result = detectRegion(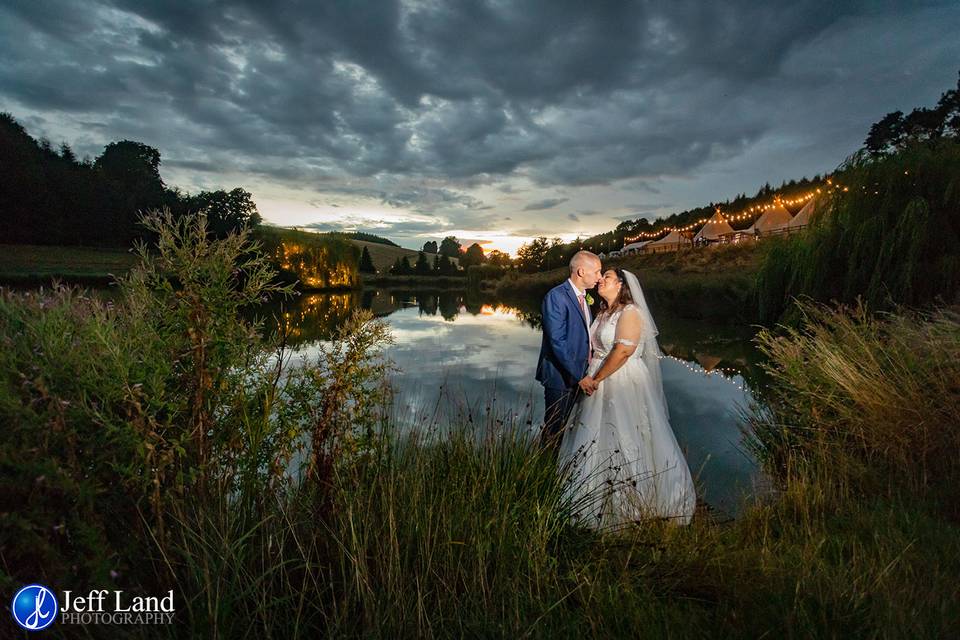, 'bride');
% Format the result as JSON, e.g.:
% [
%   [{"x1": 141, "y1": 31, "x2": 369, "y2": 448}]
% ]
[{"x1": 557, "y1": 268, "x2": 696, "y2": 529}]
